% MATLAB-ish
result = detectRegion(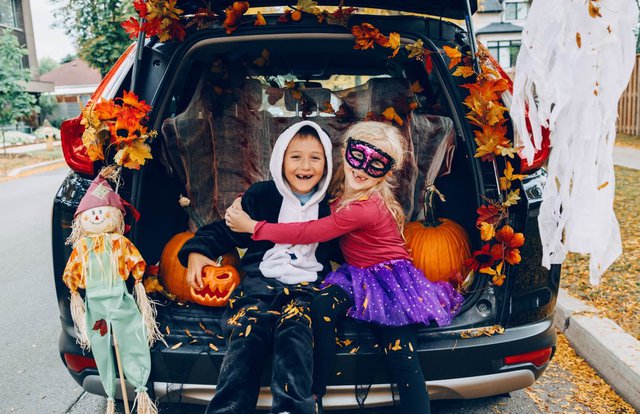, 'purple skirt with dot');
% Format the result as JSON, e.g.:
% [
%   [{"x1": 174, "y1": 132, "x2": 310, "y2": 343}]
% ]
[{"x1": 322, "y1": 259, "x2": 464, "y2": 327}]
